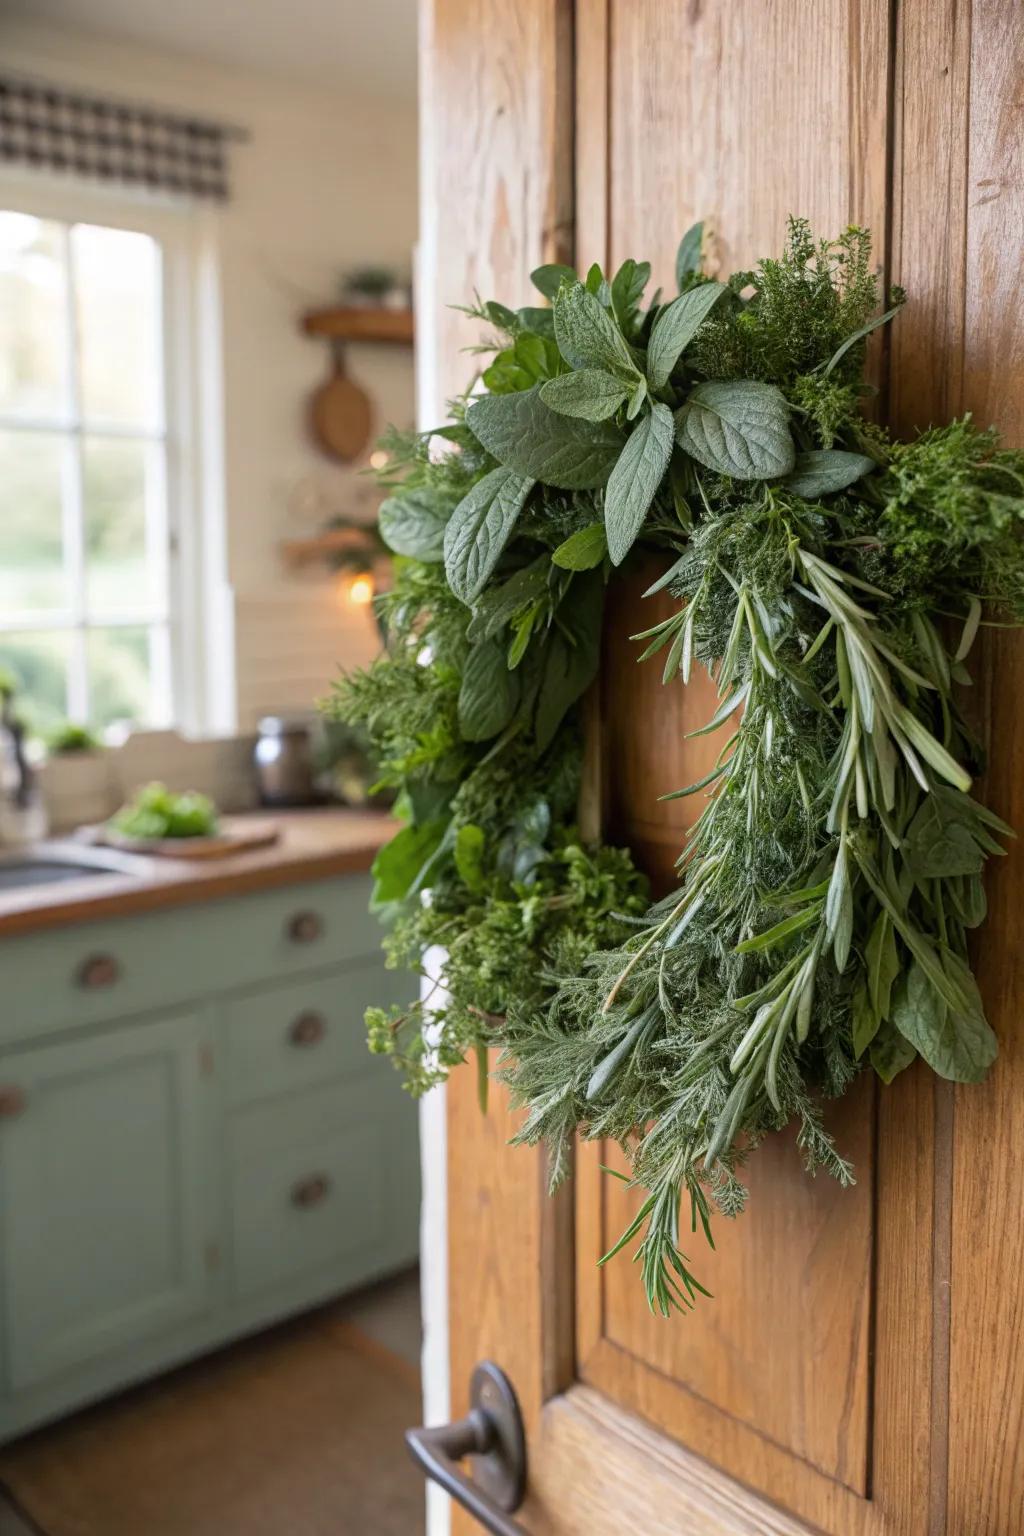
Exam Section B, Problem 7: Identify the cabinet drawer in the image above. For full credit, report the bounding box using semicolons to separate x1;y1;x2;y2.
224;962;402;1107
0;875;381;1048
228;1085;388;1300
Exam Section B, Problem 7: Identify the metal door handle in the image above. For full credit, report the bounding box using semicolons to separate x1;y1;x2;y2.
405;1361;527;1535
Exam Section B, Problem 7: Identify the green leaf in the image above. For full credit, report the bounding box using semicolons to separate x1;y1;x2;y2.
869;1019;917;1083
371;820;446;906
378;488;450;561
610;258;651;337
539;368;629;421
823;302;903;377
454;823;486;892
482;331;563;393
551;522;608;570
530;262;577;300
458;638;520;741
904;796;984;879
675;380;795;480
604;402;675;565
534;571;604;750
825;839;853;971
782;450;876;498
467;556;550;642
553;279;639;377
891;960;997;1083
675;221;704;288
466;386;626;490
443;466;535;605
646;282;726;390
865;909;900;1025
734;903;821;954
852;980;881;1059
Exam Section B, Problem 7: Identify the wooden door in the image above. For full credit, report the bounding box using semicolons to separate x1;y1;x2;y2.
420;1;1024;1531
0;1010;214;1392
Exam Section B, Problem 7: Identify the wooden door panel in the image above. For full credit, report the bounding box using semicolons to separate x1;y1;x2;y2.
425;0;1024;1531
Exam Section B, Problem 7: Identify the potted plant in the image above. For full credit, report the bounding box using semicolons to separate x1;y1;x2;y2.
39;720;115;831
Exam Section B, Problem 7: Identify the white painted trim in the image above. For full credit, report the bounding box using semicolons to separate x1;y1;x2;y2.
419;949;450;1536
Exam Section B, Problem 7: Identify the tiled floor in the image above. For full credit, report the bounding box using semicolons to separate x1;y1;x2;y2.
0;1268;422;1536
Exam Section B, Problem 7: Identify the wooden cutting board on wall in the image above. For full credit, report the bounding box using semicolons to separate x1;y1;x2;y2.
419;1;1024;1531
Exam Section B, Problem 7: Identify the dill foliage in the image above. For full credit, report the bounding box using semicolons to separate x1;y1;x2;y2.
326;219;1024;1317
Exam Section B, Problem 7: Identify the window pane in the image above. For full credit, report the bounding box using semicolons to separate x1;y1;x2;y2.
73;224;161;428
83;437;165;614
0;631;71;735
0;430;68;614
87;625;154;729
0;212;67;417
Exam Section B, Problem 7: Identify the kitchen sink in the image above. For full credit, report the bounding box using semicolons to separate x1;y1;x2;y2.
0;842;151;892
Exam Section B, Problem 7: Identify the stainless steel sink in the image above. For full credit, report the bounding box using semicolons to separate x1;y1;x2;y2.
0;842;151;892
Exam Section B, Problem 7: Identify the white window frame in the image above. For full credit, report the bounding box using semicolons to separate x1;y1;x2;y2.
0;169;232;736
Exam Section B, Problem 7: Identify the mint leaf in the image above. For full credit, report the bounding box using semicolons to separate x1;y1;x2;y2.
675;380;795;480
443;465;535;604
553;280;638;378
605;402;674;565
458;638;520;741
378;488;450;561
466;386;625;490
552;522;607;570
646;282;726;390
530;262;577;300
783;449;876;497
675;221;704;288
534;571;604;749
539;368;629;421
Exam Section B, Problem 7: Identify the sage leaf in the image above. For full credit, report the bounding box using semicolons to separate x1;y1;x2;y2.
675;380;795;480
610;258;651;337
378;487;450;561
825;839;853;971
539;368;629;421
646;282;726;390
458;638;521;742
553;279;639;377
444;466;535;605
783;450;876;498
870;1018;917;1083
604;402;674;565
551;522;607;570
467;386;625;490
467;556;549;642
534;570;603;750
530;262;577;300
891;960;997;1083
675;221;704;288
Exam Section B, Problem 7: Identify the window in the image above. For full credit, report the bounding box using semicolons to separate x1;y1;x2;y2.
0;192;198;736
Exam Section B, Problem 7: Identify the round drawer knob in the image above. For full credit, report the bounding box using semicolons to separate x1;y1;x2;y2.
289;1011;327;1048
0;1086;26;1118
287;910;323;945
291;1173;331;1209
76;953;121;990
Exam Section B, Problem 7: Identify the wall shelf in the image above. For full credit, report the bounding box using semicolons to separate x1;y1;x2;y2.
301;306;414;345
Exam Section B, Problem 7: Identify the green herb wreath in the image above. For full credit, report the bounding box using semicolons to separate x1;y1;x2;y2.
328;220;1024;1316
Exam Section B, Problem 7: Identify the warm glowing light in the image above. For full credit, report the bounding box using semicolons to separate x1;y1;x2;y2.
349;574;374;606
369;449;390;470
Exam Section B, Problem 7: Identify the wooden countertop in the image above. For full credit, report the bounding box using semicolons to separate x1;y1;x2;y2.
0;809;396;939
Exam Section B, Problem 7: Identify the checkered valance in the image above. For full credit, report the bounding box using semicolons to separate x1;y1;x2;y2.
0;75;241;201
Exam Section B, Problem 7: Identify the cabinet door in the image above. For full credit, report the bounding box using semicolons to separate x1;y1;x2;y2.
0;1011;215;1392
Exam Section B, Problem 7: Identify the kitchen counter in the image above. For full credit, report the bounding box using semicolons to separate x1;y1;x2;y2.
0;809;395;938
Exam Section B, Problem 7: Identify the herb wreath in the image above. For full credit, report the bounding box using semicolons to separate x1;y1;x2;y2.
328;220;1024;1316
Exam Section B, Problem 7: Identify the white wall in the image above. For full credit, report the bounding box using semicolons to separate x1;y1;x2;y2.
0;15;418;727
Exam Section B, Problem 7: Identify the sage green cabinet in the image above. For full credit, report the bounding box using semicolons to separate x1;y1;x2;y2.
0;873;418;1443
2;1010;215;1394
